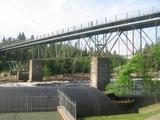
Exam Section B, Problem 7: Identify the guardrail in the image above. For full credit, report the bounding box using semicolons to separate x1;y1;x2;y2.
58;89;77;120
1;6;160;48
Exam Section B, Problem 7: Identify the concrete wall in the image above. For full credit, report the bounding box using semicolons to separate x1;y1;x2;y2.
17;71;29;81
90;57;110;90
57;106;76;120
29;60;43;82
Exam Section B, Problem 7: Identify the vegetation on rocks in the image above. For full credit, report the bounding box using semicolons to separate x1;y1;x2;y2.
106;44;160;95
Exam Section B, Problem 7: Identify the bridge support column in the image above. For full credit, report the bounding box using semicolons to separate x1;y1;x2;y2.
28;60;43;82
17;71;29;81
90;57;110;91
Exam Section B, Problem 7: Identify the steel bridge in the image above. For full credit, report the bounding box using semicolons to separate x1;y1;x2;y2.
0;6;160;57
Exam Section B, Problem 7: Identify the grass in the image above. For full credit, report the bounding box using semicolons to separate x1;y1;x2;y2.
79;114;151;120
0;112;63;120
139;103;160;114
79;103;160;120
0;104;160;120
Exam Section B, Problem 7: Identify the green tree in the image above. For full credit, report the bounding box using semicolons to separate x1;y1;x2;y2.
17;32;26;41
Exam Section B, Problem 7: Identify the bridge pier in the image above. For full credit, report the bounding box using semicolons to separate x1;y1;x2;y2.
90;57;110;91
28;60;43;82
17;71;29;81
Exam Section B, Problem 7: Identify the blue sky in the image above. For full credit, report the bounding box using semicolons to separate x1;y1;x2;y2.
0;0;159;38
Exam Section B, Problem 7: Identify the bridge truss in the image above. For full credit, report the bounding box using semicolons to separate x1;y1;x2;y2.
0;6;160;60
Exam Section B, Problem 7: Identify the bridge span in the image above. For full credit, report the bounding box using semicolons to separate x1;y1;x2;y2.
0;6;160;53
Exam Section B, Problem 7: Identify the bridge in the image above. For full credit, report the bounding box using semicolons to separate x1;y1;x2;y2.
0;6;160;84
0;6;160;119
0;6;160;57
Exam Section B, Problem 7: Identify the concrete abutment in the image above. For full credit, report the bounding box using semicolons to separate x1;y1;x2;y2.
28;60;43;82
27;57;110;85
90;57;110;90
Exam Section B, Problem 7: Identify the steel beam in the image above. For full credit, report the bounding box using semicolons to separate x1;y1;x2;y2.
156;24;158;43
132;30;135;54
1;13;160;52
140;29;143;52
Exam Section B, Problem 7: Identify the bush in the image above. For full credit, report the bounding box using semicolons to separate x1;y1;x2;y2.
43;57;91;76
106;54;142;95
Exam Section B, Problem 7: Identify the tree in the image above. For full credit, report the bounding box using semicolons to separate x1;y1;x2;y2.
106;44;160;96
2;37;5;43
158;37;160;43
17;32;26;41
31;35;35;40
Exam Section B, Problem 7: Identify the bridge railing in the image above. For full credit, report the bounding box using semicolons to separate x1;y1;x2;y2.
1;6;160;48
58;89;77;120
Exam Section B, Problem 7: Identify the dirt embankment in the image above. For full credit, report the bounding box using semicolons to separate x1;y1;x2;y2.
43;74;90;81
0;72;90;82
0;72;20;82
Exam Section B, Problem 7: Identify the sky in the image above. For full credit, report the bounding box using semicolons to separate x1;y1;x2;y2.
0;0;159;39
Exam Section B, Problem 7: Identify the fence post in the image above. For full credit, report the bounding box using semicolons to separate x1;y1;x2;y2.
75;101;77;119
31;96;32;112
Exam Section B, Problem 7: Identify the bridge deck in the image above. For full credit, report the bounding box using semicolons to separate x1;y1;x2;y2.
1;7;160;51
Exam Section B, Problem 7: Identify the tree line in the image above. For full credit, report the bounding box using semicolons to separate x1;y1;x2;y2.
0;32;127;75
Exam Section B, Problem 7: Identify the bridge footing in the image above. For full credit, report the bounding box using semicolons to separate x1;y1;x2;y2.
28;60;43;82
17;71;29;81
90;57;110;91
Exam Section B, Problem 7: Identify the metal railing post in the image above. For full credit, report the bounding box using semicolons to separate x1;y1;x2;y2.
58;89;77;120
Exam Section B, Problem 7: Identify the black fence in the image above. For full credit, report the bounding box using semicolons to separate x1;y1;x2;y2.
0;95;59;113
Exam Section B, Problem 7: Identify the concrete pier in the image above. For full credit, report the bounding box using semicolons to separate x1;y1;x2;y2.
29;60;43;82
17;71;29;81
90;57;110;90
